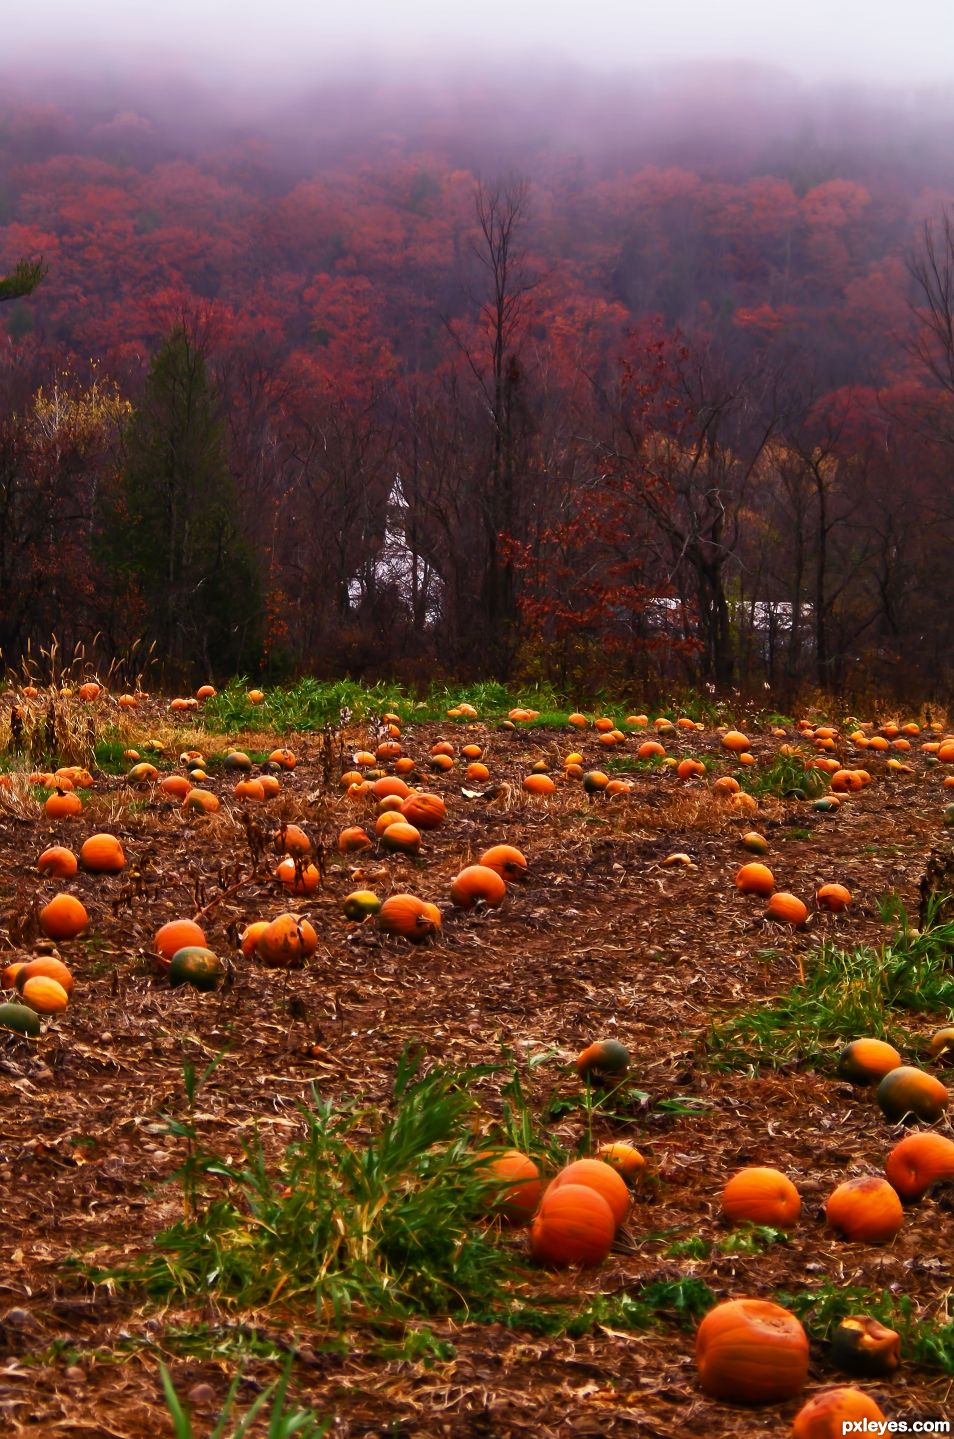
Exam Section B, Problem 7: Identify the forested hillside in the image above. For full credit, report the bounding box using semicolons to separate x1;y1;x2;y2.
2;62;954;696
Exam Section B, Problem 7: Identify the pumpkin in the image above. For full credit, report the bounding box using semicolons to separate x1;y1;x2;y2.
461;744;483;759
430;741;455;758
739;831;768;853
196;684;216;700
712;775;741;796
694;1298;809;1403
721;730;751;753
928;1026;954;1061
721;1166;801;1227
676;758;706;780
594;716;614;733
730;792;758;815
379;821;422;855
44;791;83;818
38;846;78;878
735;862;775;896
596;1142;646;1182
583;769;610;792
239;920;269;957
1;961;26;989
234;778;266;802
479;845;528;881
431;753;454;772
885;1131;954;1201
450;865;507;909
342;890;382;920
169;947;225;992
575;1038;630;1082
791;1387;886;1438
78;681;101;702
154;919;207;973
400;792;446;829
39;893;89;941
876;1065;949;1124
159;775;192;799
816;882;852;912
372;776;410;800
825;1176;904;1243
605;778;633;796
183;788;220;814
21;975;69;1013
529;1183;616;1266
836;1038;902;1085
548;1158;630;1226
466;762;490;782
256;913;318;968
637;741;666;759
268;748;296;770
766;892;809;926
476;1149;542;1224
15;956;74;996
567;712;588;728
0;1002;42;1036
377;894;442;942
522;774;555;795
338;826;372;854
275;857;320;894
223;751;252;772
831;1317;901;1378
80;833;126;874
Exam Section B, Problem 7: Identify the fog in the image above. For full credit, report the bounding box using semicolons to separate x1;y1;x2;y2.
6;0;954;90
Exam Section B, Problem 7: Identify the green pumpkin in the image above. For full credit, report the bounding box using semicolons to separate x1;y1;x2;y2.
342;890;382;920
0;1002;42;1036
169;947;225;992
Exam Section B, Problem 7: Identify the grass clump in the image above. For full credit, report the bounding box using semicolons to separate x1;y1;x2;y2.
94;1053;516;1320
708;901;954;1069
161;1356;329;1438
744;752;830;800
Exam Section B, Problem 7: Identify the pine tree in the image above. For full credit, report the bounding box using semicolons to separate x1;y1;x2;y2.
0;258;47;302
106;324;261;677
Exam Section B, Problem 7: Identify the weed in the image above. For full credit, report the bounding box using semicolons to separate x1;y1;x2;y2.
160;1356;329;1438
745;753;829;801
709;907;954;1068
93;1053;515;1320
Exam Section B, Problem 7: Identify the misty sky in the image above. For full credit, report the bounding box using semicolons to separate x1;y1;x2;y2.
8;0;954;87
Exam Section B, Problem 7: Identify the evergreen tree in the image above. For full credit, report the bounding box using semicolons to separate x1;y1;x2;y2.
0;258;47;302
106;324;261;677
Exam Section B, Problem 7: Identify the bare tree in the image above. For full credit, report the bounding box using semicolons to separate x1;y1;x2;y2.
908;212;954;405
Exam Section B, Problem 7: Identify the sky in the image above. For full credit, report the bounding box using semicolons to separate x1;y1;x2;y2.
7;0;954;88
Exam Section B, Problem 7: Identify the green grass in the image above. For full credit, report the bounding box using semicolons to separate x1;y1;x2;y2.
744;752;830;800
488;1276;717;1338
708;902;954;1069
779;1282;954;1374
88;1052;519;1320
161;1356;330;1438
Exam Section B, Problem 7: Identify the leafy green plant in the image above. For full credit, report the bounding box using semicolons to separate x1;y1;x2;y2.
779;1282;954;1375
709;906;954;1069
745;752;829;800
98;1054;516;1320
160;1357;329;1438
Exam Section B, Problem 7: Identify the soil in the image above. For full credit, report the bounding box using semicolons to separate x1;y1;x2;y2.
0;707;951;1438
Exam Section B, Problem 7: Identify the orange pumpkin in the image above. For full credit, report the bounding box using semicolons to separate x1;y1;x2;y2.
712;775;741;796
694;1298;809;1403
37;845;78;878
476;1149;542;1224
39;893;89;941
676;758;706;780
466;762;490;782
80;833;126;874
836;1038;902;1086
876;1065;949;1124
479;845;528;881
379;821;422;855
372;776;410;800
154;918;207;972
637;741;666;759
15;956;74;995
377;894;442;942
575;1038;630;1082
721;730;751;752
273;823;312;857
234;778;266;802
885;1131;954;1201
830;1317;901;1378
275;857;320;894
548;1159;630;1226
44;791;83;819
825;1175;904;1244
735;862;775;897
529;1183;616;1267
256;912;318;968
21;975;70;1013
522;773;555;795
596;1142;646;1182
792;1387;886;1438
766;891;809;926
928;1025;954;1062
338;826;372;854
182;788;220;814
159;775;192;800
721;1166;801;1227
239;920;270;958
816;882;852;912
450;865;507;909
400;792;446;829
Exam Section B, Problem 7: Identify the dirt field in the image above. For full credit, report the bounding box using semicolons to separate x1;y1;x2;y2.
0;703;951;1438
